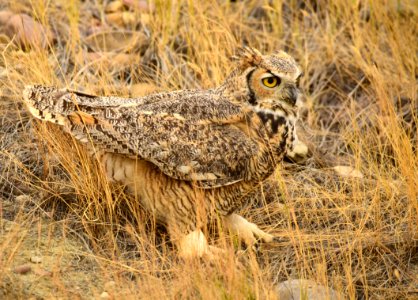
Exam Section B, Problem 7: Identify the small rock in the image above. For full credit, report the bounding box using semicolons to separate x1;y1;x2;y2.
106;12;137;27
15;194;32;203
106;12;125;27
276;279;343;300
33;267;52;276
100;291;111;299
14;264;32;274
30;256;42;264
104;280;116;292
333;165;363;179
0;10;13;25
122;11;136;26
84;30;146;52
393;268;402;282
123;0;154;12
105;0;124;13
4;13;53;49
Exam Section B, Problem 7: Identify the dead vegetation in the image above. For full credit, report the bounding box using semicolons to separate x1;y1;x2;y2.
0;0;417;299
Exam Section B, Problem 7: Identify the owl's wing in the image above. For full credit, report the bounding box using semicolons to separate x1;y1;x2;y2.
23;85;269;188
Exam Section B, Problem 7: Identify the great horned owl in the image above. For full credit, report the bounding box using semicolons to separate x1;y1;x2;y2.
23;47;307;258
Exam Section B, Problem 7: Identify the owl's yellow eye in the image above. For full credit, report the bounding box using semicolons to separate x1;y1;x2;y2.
262;76;279;88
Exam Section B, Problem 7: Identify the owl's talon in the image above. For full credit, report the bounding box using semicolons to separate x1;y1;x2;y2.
223;213;274;249
286;140;309;163
177;229;224;259
251;242;260;253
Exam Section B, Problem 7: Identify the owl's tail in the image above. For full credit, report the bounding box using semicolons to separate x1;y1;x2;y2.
23;85;70;126
23;85;131;153
23;84;103;129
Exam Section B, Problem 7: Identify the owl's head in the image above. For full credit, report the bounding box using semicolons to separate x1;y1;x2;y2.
219;47;302;110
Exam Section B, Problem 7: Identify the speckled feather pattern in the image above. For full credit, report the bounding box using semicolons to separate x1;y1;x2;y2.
23;47;302;240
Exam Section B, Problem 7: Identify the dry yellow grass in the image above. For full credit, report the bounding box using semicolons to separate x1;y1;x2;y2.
0;0;417;299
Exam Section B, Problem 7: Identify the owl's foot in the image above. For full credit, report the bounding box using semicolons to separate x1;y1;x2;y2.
286;140;309;163
177;229;223;259
223;213;274;248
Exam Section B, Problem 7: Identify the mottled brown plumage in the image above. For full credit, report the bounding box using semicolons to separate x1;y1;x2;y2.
23;47;307;258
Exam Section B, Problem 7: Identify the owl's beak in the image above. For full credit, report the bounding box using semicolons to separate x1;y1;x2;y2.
283;85;298;106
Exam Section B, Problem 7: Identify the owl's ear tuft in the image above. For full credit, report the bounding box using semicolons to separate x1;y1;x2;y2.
232;47;263;68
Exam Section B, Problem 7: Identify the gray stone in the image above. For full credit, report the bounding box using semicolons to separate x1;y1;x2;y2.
276;279;344;300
